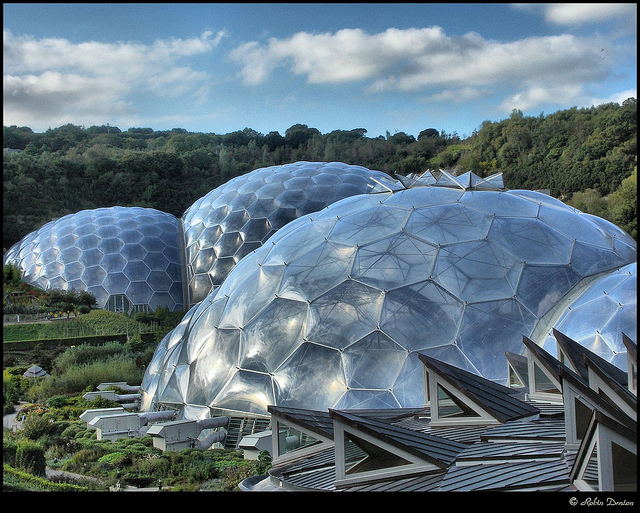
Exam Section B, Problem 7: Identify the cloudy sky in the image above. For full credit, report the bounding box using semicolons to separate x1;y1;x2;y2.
3;3;637;138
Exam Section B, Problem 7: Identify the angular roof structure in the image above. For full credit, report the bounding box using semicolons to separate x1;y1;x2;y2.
240;330;636;493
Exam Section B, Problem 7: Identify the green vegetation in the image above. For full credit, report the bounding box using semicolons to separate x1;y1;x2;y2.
3;340;271;491
4;464;88;492
3;263;268;491
4;98;636;251
3;263;97;316
3;309;156;342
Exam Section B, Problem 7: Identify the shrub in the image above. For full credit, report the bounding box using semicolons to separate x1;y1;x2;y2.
21;413;56;441
46;395;69;408
3;436;18;467
98;451;131;467
15;440;46;476
3;463;88;492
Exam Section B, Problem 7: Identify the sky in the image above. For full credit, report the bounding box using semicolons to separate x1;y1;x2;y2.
3;3;637;139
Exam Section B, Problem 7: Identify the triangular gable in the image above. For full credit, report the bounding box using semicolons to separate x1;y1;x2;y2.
267;405;334;464
522;336;579;402
583;355;636;421
553;329;628;386
434;169;466;189
418;353;539;426
505;351;529;391
476;172;505;190
621;333;637;395
570;409;637;492
330;409;465;487
559;367;636;450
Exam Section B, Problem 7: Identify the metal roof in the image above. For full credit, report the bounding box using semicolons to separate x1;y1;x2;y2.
330;409;468;467
394;413;491;444
418;353;540;423
437;459;573;491
553;329;628;386
453;441;566;465
479;419;566;443
247;338;636;493
268;405;335;439
339;469;448;492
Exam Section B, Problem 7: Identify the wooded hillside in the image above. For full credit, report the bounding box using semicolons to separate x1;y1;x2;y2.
3;98;636;250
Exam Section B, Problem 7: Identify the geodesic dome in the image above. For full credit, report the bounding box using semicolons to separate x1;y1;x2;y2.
140;174;636;417
182;161;398;305
3;207;184;313
540;262;636;370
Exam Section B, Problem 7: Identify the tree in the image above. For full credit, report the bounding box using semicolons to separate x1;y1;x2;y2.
418;128;440;140
285;124;320;148
607;167;637;240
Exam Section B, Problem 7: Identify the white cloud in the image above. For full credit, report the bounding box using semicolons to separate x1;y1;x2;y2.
589;88;637;106
231;27;613;105
499;84;588;111
499;85;637;113
541;3;636;25
3;30;224;128
421;87;488;104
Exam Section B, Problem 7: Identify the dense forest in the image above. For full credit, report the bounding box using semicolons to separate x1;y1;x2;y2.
3;97;636;251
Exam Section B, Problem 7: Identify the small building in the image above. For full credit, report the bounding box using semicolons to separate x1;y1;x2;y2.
22;365;49;378
147;417;228;452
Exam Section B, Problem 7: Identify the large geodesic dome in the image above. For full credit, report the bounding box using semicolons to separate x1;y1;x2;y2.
4;207;185;313
540;262;636;370
182;161;398;304
140;172;636;417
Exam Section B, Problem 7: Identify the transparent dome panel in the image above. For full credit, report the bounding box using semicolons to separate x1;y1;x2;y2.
380;281;464;351
407;203;492;244
211;370;275;414
343;331;407;389
273;343;346;410
306;280;385;350
434;240;523;302
239;298;308;373
351;233;437;290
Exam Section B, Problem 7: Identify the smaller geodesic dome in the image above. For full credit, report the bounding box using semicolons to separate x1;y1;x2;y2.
140;171;636;417
181;161;399;305
3;207;185;314
540;262;636;370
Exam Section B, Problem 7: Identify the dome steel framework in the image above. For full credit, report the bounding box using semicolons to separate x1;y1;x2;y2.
140;171;636;417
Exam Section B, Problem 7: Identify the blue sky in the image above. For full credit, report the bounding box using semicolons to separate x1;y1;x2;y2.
3;3;637;139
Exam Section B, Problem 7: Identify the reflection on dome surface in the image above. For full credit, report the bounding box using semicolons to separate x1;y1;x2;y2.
541;262;636;370
140;174;636;417
4;207;184;313
182;161;398;305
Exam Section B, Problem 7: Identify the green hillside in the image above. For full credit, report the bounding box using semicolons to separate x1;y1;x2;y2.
4;98;636;249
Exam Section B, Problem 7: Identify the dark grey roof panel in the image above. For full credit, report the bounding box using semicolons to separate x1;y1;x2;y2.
340;469;447;492
524;400;565;418
331;409;467;466
454;441;566;464
268;405;335;438
480;419;566;442
438;459;572;491
418;353;540;423
553;329;628;386
622;333;636;360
